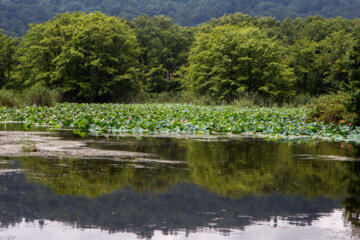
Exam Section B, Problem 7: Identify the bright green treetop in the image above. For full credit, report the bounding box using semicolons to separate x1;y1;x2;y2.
18;12;141;102
185;25;294;102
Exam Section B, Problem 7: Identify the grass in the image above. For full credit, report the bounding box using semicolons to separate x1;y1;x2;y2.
0;86;61;107
20;139;38;152
0;103;359;142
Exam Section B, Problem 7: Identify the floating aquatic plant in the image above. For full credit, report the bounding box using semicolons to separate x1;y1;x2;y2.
0;103;359;143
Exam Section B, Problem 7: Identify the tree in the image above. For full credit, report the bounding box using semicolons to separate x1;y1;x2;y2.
185;25;294;103
345;40;360;124
0;30;16;88
132;15;194;94
17;12;141;102
289;39;323;95
319;31;354;91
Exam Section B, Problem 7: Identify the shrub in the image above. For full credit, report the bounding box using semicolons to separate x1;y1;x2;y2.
178;91;219;105
345;89;360;125
307;93;356;124
288;93;316;107
0;86;61;107
22;85;61;107
232;92;278;107
0;89;19;107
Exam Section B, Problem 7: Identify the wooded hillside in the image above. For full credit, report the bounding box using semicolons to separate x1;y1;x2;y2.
2;0;360;35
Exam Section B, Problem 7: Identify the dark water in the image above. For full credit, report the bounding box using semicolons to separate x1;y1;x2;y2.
0;125;359;239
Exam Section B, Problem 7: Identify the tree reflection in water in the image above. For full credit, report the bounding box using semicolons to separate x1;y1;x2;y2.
0;136;358;238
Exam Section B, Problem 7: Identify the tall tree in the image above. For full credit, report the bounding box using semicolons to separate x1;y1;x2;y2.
289;39;323;95
185;25;294;102
319;31;355;91
0;31;16;88
17;12;141;102
132;15;194;94
345;40;360;124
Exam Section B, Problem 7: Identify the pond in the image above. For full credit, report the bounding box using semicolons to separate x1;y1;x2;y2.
0;124;359;239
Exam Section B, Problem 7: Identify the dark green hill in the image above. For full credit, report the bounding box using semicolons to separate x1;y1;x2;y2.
2;0;360;35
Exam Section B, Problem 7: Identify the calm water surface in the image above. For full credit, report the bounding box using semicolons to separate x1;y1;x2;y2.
0;124;359;239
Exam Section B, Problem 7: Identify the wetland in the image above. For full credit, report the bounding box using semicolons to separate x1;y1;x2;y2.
0;123;358;239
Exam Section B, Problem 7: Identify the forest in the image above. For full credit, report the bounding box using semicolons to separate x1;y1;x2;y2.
0;11;360;125
2;0;360;36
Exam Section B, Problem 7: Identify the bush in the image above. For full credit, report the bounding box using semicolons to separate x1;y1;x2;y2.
22;85;61;107
287;93;316;107
0;86;61;107
178;92;219;105
345;89;360;125
307;93;356;124
0;89;20;107
232;92;278;107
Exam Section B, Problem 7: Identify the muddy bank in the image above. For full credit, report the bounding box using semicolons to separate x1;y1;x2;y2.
0;131;153;160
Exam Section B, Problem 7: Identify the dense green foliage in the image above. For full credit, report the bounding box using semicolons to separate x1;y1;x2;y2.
307;93;356;124
0;31;16;89
2;0;360;36
185;25;293;102
346;41;360;125
1;12;360;124
0;86;60;107
132;15;193;94
0;103;359;142
17;12;140;102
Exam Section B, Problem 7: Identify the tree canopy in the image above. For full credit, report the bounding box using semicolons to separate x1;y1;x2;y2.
0;31;16;89
1;12;360;123
132;15;193;94
17;12;141;102
2;0;360;36
185;25;294;102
